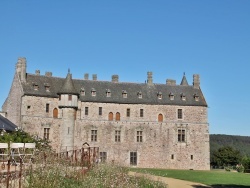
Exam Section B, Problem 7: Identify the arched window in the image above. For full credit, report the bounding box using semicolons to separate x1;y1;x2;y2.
116;112;120;121
158;114;163;122
108;112;113;121
53;108;58;118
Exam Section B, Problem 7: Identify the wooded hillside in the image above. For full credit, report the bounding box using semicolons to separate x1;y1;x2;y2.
210;134;250;156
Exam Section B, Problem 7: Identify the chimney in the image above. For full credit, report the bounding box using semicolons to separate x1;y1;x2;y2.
112;75;119;83
193;74;200;89
166;79;176;86
45;72;52;77
84;73;89;80
16;57;27;82
35;70;40;75
92;74;97;81
147;72;153;85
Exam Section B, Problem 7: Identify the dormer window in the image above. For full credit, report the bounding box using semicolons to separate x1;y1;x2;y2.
157;92;162;99
91;88;96;96
181;93;186;101
169;92;174;100
137;91;142;99
32;82;39;90
80;87;85;96
44;83;50;92
106;89;111;97
194;94;199;101
122;90;127;98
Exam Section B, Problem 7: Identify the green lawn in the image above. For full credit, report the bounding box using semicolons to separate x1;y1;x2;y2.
130;168;250;187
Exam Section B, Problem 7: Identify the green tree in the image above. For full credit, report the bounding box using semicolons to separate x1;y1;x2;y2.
211;146;242;167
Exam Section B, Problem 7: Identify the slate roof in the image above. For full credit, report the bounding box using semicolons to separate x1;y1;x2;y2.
0;115;18;132
21;73;207;107
58;72;78;95
180;74;189;86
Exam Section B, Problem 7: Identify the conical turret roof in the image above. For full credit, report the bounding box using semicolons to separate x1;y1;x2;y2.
180;73;189;86
58;70;79;95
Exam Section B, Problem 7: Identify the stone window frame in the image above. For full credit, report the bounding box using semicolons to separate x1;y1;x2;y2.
32;82;39;90
140;109;144;117
130;152;137;166
99;107;102;116
80;87;85;96
157;92;162;99
169;92;174;100
137;91;142;99
46;103;50;113
100;152;107;162
91;130;97;142
106;89;111;97
126;108;130;117
136;130;143;142
122;90;127;98
44;83;50;92
85;107;89;116
180;93;186;101
177;109;183;119
115;130;121;142
44;128;50;140
194;93;199;101
91;88;96;96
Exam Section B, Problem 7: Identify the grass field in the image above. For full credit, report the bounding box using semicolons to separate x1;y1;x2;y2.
130;168;250;187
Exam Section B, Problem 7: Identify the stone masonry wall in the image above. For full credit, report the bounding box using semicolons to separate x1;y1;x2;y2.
20;96;209;170
2;73;23;126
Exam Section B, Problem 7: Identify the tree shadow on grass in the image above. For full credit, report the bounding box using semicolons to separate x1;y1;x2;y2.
192;185;250;188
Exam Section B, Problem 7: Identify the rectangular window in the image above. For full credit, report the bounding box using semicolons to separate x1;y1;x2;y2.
68;95;72;101
46;103;49;113
85;107;89;115
127;108;130;117
137;131;143;142
171;154;174;160
115;130;121;142
99;107;102;116
100;152;107;162
178;129;186;142
130;152;137;166
191;155;193;160
140;109;143;117
44;128;50;140
91;130;97;142
178;109;183;119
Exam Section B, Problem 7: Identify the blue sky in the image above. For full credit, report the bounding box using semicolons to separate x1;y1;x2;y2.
0;1;250;136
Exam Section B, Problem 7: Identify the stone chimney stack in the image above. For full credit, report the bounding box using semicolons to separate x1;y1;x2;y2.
147;72;153;85
193;74;200;89
35;70;40;75
112;75;119;83
16;57;27;82
92;74;97;81
45;72;52;77
84;73;89;80
166;79;176;86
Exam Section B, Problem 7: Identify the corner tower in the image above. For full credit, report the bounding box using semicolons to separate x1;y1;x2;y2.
58;70;79;151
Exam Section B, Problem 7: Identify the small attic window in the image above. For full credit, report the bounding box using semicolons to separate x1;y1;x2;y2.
32;82;39;90
169;92;174;100
181;93;186;101
106;89;111;97
157;92;162;99
80;87;85;96
122;90;127;98
44;83;50;92
194;94;199;101
91;88;96;96
137;91;142;99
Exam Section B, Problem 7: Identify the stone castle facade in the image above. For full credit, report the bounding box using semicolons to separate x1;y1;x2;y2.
2;57;210;170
